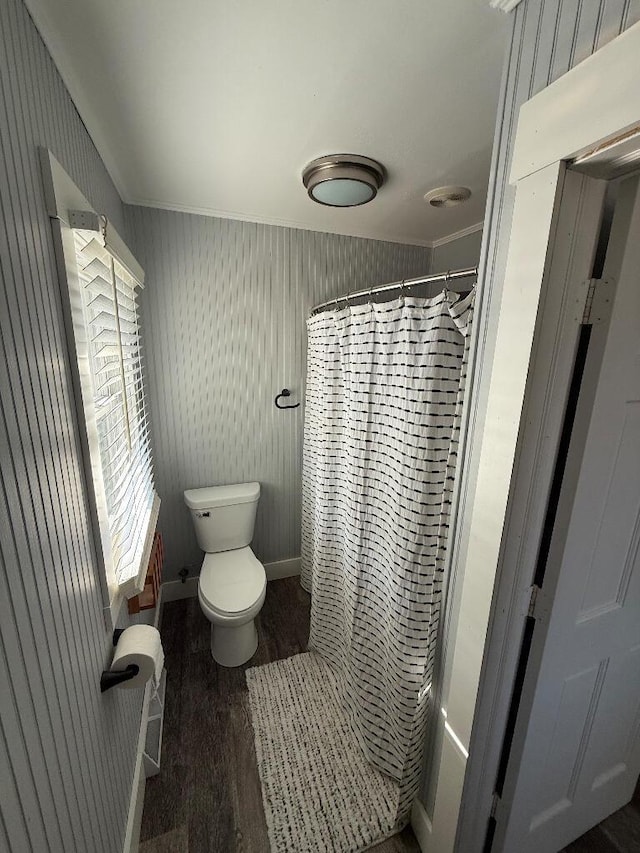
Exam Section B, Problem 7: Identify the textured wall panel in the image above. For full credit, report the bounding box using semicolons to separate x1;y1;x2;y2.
430;230;483;274
421;0;640;813
125;206;432;579
475;0;640;398
0;2;141;851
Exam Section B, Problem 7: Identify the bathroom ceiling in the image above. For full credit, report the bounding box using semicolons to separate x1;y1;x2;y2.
26;0;508;247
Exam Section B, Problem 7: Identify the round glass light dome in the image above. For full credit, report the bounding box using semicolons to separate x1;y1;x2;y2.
302;155;385;208
311;178;376;206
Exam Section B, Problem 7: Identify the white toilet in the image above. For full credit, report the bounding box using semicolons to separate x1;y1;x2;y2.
184;482;266;667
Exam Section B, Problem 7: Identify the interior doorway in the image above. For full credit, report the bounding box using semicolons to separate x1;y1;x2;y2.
487;172;640;852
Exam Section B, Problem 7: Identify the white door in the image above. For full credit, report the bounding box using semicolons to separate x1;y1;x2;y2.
494;174;640;853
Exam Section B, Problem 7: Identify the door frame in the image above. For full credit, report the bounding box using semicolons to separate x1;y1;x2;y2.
420;20;640;853
492;172;640;851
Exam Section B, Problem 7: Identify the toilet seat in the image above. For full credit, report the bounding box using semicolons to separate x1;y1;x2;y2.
199;547;266;615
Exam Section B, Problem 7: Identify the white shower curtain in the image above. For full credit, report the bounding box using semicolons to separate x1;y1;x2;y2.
301;289;474;818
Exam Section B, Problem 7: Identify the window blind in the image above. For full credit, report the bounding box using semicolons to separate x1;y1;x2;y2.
72;228;158;594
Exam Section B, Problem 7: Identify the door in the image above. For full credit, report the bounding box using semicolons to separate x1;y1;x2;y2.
494;174;640;853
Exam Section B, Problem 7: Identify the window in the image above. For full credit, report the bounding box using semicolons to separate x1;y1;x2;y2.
42;148;160;617
70;228;159;597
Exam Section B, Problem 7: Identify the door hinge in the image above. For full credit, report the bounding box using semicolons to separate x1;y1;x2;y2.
527;583;550;622
580;278;611;325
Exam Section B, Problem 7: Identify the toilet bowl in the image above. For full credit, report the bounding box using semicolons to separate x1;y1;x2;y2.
184;482;266;667
198;547;266;667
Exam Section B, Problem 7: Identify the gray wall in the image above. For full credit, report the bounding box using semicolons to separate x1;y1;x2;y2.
430;229;483;274
429;0;640;817
125;206;432;580
0;1;142;851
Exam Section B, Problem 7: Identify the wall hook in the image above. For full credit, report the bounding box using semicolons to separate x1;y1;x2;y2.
275;388;300;409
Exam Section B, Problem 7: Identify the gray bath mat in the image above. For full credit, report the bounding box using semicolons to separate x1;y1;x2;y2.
246;651;398;852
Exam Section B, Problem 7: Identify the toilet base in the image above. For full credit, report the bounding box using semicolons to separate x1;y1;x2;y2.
210;620;258;667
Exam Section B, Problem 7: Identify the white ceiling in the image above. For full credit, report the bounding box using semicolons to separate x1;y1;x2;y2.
27;0;508;247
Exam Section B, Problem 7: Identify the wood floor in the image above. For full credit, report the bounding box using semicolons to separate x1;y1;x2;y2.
139;577;420;853
140;577;639;853
561;780;640;853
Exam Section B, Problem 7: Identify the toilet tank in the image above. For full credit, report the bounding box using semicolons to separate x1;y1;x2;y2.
184;482;260;553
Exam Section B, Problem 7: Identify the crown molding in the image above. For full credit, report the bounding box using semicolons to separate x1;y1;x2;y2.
130;198;485;251
490;0;524;11
127;197;437;249
131;198;484;252
430;221;484;249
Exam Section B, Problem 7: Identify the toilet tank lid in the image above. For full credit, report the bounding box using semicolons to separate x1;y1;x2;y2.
184;482;260;510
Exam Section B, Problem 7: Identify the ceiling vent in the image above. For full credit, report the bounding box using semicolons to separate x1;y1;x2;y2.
424;186;472;208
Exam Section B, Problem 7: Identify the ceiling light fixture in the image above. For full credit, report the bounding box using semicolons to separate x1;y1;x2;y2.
424;186;472;208
303;154;385;207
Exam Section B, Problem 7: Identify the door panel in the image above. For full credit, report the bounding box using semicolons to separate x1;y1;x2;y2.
496;175;640;852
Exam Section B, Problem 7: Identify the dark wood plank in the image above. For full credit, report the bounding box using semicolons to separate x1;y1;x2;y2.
598;799;640;853
142;580;640;853
141;578;317;853
139;825;189;853
139;580;479;853
369;826;421;852
561;795;640;853
228;691;270;853
562;825;616;853
182;648;235;853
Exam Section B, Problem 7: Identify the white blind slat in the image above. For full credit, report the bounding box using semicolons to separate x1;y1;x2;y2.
90;312;137;335
87;293;116;314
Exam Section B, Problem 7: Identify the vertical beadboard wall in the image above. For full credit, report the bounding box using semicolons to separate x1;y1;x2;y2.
470;0;640;435
0;2;142;851
419;0;640;814
430;229;483;274
125;206;432;579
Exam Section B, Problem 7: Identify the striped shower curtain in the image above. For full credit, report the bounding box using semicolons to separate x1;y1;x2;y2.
301;289;474;818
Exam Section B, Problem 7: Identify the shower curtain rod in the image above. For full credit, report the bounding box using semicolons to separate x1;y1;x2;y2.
310;265;478;315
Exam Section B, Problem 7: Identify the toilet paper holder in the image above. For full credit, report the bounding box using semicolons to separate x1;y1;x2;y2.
100;629;140;693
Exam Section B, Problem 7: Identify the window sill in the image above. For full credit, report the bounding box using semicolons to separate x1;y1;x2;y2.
107;493;161;629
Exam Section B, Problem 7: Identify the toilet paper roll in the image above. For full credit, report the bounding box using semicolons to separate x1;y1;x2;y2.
110;625;164;690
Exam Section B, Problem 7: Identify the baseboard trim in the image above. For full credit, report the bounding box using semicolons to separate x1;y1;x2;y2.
160;557;300;600
161;576;199;602
264;557;301;581
410;799;433;852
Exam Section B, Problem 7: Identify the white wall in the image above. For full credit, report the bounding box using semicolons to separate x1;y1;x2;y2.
0;1;144;850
